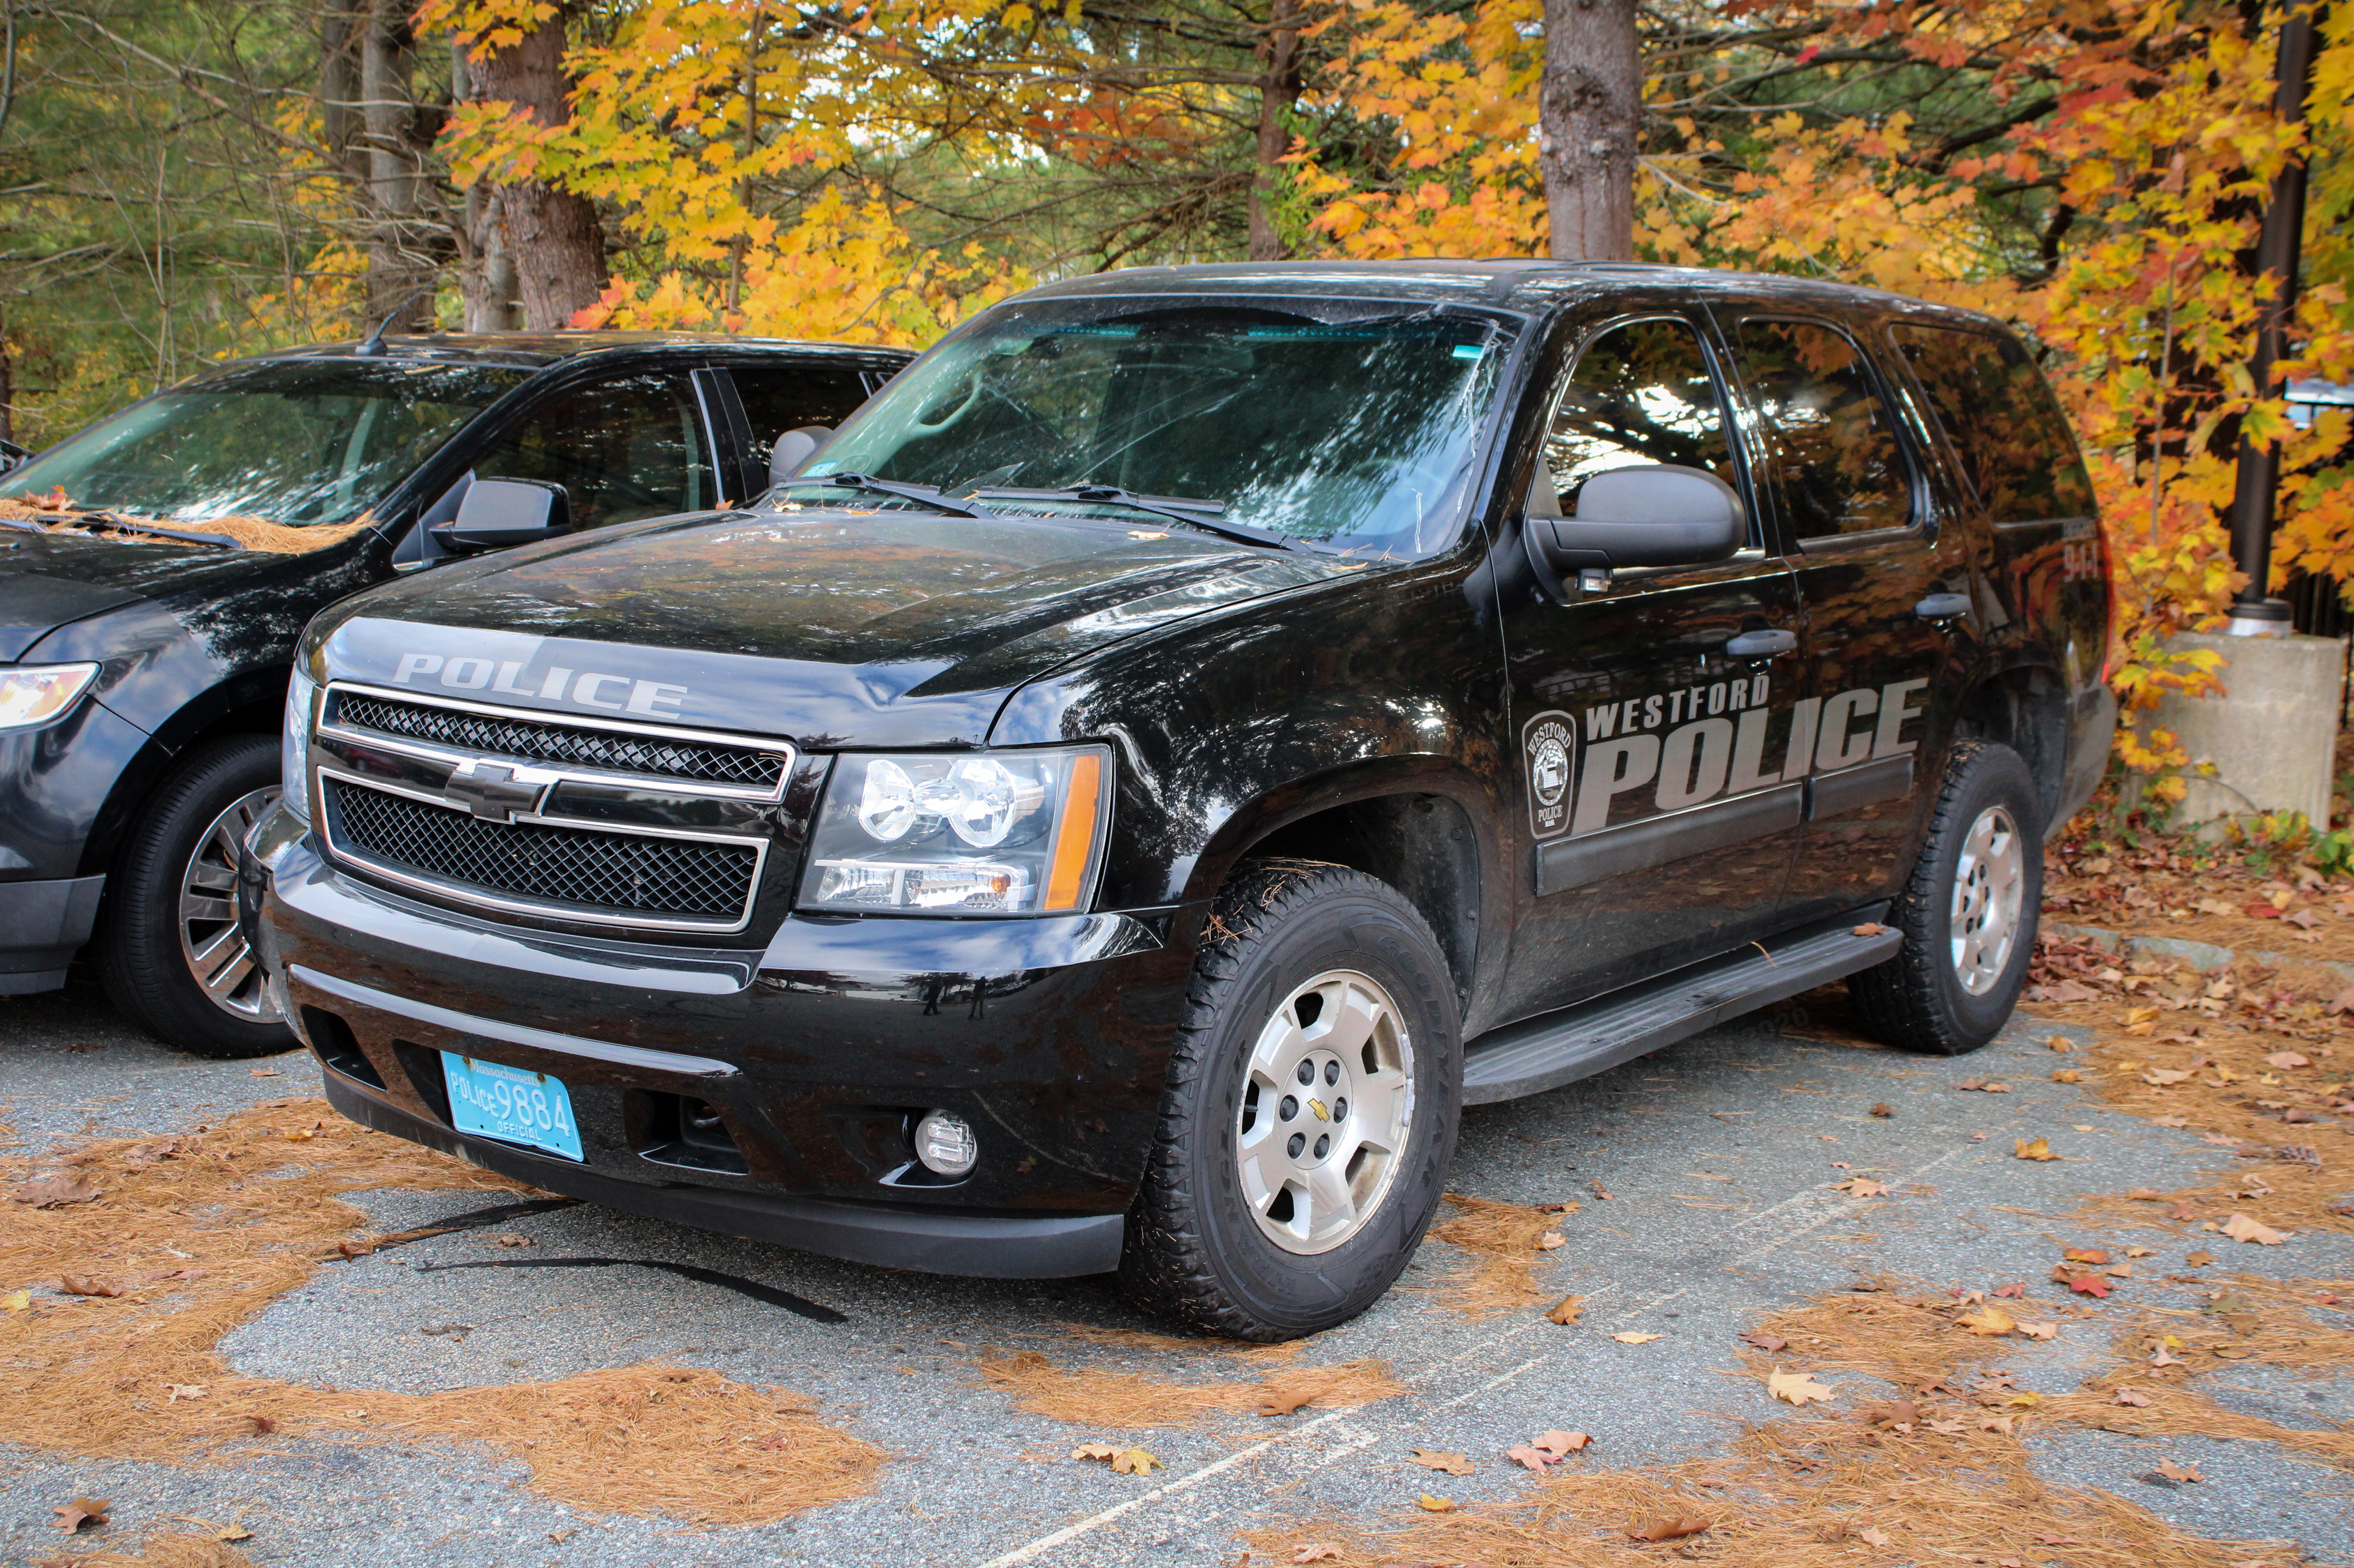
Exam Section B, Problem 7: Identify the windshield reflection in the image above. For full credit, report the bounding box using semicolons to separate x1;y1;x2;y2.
802;303;1508;558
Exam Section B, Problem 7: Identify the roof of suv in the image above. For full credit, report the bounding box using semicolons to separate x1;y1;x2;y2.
240;330;912;372
1018;259;2011;333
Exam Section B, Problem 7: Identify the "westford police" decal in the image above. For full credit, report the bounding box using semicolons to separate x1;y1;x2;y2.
1526;674;1927;842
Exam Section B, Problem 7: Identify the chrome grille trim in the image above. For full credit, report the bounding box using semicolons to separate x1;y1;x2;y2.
317;768;768;934
320;682;794;803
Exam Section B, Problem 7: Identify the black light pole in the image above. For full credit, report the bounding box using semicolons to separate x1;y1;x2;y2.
2225;0;2326;636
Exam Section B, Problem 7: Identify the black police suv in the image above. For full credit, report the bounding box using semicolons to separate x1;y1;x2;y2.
250;262;2116;1338
1;331;909;1057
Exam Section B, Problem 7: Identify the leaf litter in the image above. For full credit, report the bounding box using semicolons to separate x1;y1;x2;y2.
1422;1191;1579;1316
975;1347;1401;1429
0;1097;884;1524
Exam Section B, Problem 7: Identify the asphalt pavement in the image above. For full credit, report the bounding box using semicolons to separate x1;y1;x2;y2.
2;971;2345;1567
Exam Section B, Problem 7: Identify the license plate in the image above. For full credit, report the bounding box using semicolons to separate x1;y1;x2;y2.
440;1053;584;1161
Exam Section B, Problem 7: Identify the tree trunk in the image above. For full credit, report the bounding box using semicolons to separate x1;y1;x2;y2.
459;183;521;331
1248;0;1305;260
468;6;607;330
359;0;434;330
1537;0;1638;260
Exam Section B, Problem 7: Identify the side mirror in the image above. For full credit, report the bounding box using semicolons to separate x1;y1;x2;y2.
432;477;573;552
0;439;27;477
771;425;836;486
1530;464;1745;573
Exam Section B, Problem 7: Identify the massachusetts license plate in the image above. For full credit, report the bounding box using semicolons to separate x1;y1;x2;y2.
440;1053;584;1161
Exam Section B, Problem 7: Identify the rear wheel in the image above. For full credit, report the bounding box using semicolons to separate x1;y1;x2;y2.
1849;739;2041;1055
1120;861;1460;1340
95;735;294;1059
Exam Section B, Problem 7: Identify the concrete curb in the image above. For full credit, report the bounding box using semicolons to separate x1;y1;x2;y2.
2043;918;2354;988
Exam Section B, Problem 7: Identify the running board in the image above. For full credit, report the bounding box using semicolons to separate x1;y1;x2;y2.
1461;915;1901;1105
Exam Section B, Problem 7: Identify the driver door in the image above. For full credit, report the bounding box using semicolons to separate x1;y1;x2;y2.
1497;313;1807;1022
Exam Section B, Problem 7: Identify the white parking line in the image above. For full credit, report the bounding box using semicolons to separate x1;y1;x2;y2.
974;1142;1965;1567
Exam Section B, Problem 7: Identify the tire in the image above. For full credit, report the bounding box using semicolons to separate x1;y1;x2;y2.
1120;860;1461;1340
95;734;294;1059
1849;739;2042;1055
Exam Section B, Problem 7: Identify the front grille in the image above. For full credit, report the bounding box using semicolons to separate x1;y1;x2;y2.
333;692;787;790
328;780;759;923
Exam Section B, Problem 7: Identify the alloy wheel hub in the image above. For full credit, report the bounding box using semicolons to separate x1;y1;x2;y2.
1949;803;2023;997
179;786;282;1023
1234;969;1415;1255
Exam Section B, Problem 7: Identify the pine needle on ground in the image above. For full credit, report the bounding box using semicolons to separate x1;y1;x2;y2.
32;1533;257;1568
975;1347;1400;1428
1422;1192;1568;1317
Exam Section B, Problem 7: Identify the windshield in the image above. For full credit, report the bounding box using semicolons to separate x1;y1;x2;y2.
801;300;1510;557
6;359;529;527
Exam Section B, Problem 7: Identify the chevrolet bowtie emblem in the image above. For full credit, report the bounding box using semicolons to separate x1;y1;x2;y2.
1307;1097;1330;1122
443;761;544;824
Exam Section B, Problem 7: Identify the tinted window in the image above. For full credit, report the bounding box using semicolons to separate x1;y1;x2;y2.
474;373;716;531
729;365;879;454
1733;319;1912;539
5;360;526;527
805;303;1507;558
1541;317;1734;517
1891;325;2094;522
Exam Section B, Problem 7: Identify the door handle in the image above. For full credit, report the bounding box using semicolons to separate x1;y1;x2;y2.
1915;593;1974;621
1724;629;1798;658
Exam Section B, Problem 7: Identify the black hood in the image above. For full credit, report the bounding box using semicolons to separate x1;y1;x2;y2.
0;531;366;663
313;509;1370;748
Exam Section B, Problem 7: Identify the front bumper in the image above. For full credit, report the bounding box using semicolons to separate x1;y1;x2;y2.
252;816;1198;1280
0;873;105;992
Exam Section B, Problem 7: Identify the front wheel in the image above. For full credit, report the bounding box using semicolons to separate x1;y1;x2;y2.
95;734;295;1059
1120;861;1461;1340
1849;739;2042;1055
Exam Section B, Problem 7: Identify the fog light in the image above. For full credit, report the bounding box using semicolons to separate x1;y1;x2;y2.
914;1110;978;1177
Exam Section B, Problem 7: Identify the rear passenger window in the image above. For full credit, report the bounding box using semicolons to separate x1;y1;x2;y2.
729;366;879;453
1541;317;1734;516
1891;325;2095;523
475;373;715;532
1732;319;1912;539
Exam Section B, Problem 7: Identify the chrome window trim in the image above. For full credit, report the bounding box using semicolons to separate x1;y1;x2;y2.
320;680;795;803
316;766;768;935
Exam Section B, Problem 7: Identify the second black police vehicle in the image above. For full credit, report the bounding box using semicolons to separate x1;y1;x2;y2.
0;330;906;1056
249;261;2115;1338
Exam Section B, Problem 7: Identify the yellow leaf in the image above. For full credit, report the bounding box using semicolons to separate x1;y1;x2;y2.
2014;1138;2059;1161
0;1289;28;1312
1956;1306;2015;1336
1767;1367;1835;1406
1611;1331;1664;1344
1417;1493;1457;1512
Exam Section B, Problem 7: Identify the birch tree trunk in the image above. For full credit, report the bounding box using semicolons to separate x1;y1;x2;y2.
1537;0;1638;261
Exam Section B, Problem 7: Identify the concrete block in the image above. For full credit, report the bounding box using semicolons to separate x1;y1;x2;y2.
2140;630;2345;827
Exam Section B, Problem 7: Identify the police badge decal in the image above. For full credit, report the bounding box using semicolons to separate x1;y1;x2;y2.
1523;710;1576;841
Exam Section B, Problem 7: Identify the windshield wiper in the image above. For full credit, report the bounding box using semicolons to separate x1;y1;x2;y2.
987;484;1311;553
775;473;996;519
24;509;244;550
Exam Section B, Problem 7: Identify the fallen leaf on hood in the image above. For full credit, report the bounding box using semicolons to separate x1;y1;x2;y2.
1612;1331;1664;1344
2220;1213;2288;1246
58;1275;121;1299
51;1497;109;1533
11;1175;101;1208
2266;1051;2311;1069
1857;1525;1891;1547
1768;1367;1836;1406
2063;1247;2109;1265
2114;1388;2152;1407
1417;1494;1456;1513
1546;1293;1584;1326
1409;1448;1473;1475
1071;1443;1160;1474
1293;1547;1342;1564
2014;1138;2058;1162
1834;1177;1890;1197
2156;1458;2202;1483
1626;1516;1711;1542
1;1289;29;1312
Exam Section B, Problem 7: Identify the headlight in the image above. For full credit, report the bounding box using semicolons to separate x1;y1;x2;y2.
281;667;317;824
0;662;98;730
799;746;1110;916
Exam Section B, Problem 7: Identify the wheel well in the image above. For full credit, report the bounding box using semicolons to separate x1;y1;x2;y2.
1954;667;2067;829
78;686;286;880
1241;792;1480;1003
